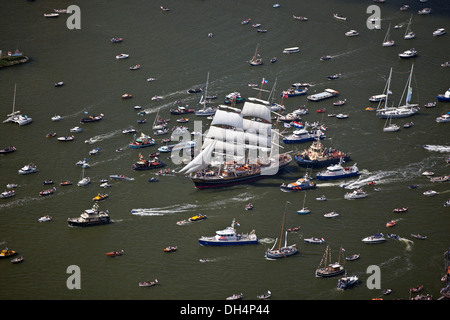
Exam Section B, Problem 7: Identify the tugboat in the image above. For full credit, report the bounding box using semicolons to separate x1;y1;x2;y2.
67;203;111;227
132;154;166;170
280;173;316;192
295;140;350;168
198;219;258;246
129;133;156;149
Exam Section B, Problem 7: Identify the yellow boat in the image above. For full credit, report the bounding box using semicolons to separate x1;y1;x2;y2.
188;214;207;222
0;248;17;259
92;193;109;201
365;107;375;111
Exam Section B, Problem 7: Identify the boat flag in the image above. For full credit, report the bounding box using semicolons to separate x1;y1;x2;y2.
283;92;289;99
341;248;346;252
236;222;240;226
284;122;290;128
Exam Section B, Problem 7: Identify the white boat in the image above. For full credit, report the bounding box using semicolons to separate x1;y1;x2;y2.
337;275;359;290
89;147;100;155
1;190;15;199
344;189;367;199
324;211;339;218
383;119;400;132
3;84;32;126
297;192;311;214
345;30;359;37
57;135;74;141
282;129;324;144
198;219;258;246
398;48;417;59
404;15;415;39
18;163;38;175
51;115;63;121
70;126;82;133
362;233;386;244
433;28;446;36
195;73;217;117
316;159;360;180
382;23;395;47
283;47;300;54
307;89;339;101
77;168;90;187
44;13;59;18
304;237;325;244
423;190;438;196
418;8;431;15
336;113;348;119
38;215;52;222
436;114;450;123
116;53;129;59
316;195;327;201
333;13;347;21
249;43;263;66
369;94;387;102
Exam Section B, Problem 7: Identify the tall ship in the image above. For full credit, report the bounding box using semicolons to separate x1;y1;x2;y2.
294;139;350;168
179;100;292;189
67;203;111;227
198;219;258;246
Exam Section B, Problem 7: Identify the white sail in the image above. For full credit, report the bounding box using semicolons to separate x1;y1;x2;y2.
179;140;216;174
211;109;243;128
241;101;272;122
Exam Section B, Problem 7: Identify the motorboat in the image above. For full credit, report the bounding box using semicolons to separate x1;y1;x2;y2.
282;129;324;144
226;293;243;300
433;28;446;36
418;8;431;15
80;114;103;123
344;189;367;199
89;147;100;155
122;93;132;99
138;279;158;287
110;37;123;43
198;219;258;246
60;180;72;186
39;187;56;196
333;13;347;21
257;290;271;300
369;94;386;102
345;30;359;37
18;163;38;175
132;155;165;171
106;250;124;257
362;233;386;244
336;113;349;119
304;237;325;244
321;55;332;61
245;203;254;210
67;203;111;227
70;126;82;133
293;15;308;21
437;89;450;102
129;133;155;149
170;106;195;115
51;115;63;121
316;159;359;180
393;207;408;213
345;253;360;261
92;193;108;201
38;215;52;222
423;190;438;196
436;114;450;123
281;87;308;97
11;256;24;264
122;127;136;134
307;89;339;102
316;195;327;201
386;220;396;227
1;190;15;199
57;135;74;141
328;73;341;80
163;246;177;252
283;47;300;54
324;211;339;218
188;214;207;222
129;64;141;70
109;174;134;181
333;99;346;106
116;53;129;59
0;248;17;259
398;48;417;59
338;275;359;290
280;173;316;192
0;146;16;154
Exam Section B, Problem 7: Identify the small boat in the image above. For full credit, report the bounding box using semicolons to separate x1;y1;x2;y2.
109;174;134;181
110;37;123;43
257;290;271;300
422;171;434;176
336;113;349;119
60;180;72;186
92;193;108;201
400;5;410;11
333;13;347;21
362;233;386;244
43;180;54;185
176;117;189;123
0;146;16;154
345;30;359;37
38;215;52;222
116;53;129;59
80;114;103;123
423;190;438;196
129;64;141;70
57;135;74;142
369;94;387;102
304;237;325;244
1;190;15;199
226;293;243;300
316;195;327;201
70;126;82;133
270;57;277;63
283;47;300;54
324;211;339;218
293;15;308;21
387;233;400;241
188;214;207;222
345;253;360;261
249;44;263;66
187;88;202;94
436;114;450;123
393;207;408;213
386;220;396;227
403;121;414;128
282;129;324;144
245;203;254;210
0;248;17;259
44;13;59;18
11;256;24;264
170;106;195;115
6;184;18;189
163;246;177;252
398;48;417;59
337;275;359;290
297;192;310;214
148;178;159;183
160;6;170;11
54;81;64;87
321;55;332;61
139;279;158;287
418;8;431;15
328;73;341;80
241;18;251;25
424;102;436;108
106;250;124;257
40;187;56;196
344;189;367;200
18;163;38;175
433;28;446;36
89;147;100;155
280;173;316;192
122;93;132;99
383;289;393;295
51;114;62;121
411;234;428;240
410;285;424;293
333;99;346;106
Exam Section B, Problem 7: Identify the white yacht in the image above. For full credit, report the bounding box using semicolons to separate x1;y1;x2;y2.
345;30;359;37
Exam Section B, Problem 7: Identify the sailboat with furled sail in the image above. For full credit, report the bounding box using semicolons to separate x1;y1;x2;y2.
179;99;292;189
195;72;217;117
315;245;345;277
382;23;395;47
249;43;263;66
404;15;415;39
265;201;298;259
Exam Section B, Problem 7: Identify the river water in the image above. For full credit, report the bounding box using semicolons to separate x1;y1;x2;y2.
0;0;449;301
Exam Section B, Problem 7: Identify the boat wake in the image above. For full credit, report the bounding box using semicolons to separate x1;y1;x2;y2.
85;129;121;144
130;203;199;216
423;145;450;153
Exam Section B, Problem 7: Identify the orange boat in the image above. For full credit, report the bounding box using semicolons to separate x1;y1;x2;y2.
106;250;124;257
163;246;177;252
386;220;396;227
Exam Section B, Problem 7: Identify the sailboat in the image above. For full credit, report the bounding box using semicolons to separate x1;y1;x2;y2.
404;15;415;39
297;192;311;214
315;245;345;277
195;72;217;117
77;167;91;186
179;97;292;189
382;23;395;47
3;84;32;126
377;64;418;119
265;202;298;259
383;113;400;132
248;44;263;66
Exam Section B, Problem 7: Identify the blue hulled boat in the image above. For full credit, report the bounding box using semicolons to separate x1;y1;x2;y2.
437;88;450;102
282;129;325;144
280;173;316;192
198;219;258;246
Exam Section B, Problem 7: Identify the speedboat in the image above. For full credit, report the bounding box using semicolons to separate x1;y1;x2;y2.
437;89;450;102
333;13;347;21
1;190;15;199
324;211;339;218
0;146;16;154
38;215;52;222
198;219;258;246
39;187;56;196
344;189;367;199
92;193;108;201
18;163;38;175
423;190;438;196
320;55;332;61
77;177;91;187
433;28;446;36
345;30;359;37
418;8;431;15
436;114;450;123
57;135;74;141
362;233;386;244
304;237;325;244
110;37;123;43
188;214;207;222
316;195;327;201
338;275;359;290
138;279;158;287
70;126;82;133
316;159;359;180
0;248;17;259
116;53;129;59
51;115;63;121
398;48;417;59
